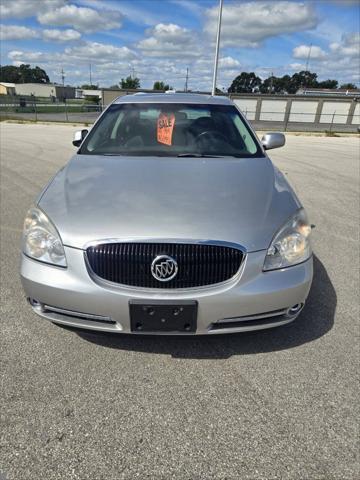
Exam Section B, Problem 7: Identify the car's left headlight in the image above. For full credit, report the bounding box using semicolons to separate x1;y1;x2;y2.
263;209;312;271
22;207;67;267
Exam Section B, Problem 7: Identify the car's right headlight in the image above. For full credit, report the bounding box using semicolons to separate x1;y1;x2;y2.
22;207;67;267
263;208;312;271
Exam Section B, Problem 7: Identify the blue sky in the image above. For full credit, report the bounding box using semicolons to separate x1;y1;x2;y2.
0;0;359;90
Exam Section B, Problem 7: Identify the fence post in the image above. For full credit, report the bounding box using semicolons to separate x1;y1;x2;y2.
34;98;37;122
314;99;324;131
329;111;336;133
64;99;68;122
284;99;292;132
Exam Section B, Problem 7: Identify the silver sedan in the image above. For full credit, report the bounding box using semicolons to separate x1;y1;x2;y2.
20;93;313;334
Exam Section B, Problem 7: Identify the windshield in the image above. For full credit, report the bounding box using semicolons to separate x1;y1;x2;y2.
79;102;263;158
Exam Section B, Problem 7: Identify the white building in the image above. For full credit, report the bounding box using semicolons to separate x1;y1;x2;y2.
75;89;102;99
0;82;16;95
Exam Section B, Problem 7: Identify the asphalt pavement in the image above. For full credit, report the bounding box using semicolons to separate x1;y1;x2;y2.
0;123;359;480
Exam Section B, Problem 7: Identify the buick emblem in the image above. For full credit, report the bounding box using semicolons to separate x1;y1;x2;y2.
151;255;178;282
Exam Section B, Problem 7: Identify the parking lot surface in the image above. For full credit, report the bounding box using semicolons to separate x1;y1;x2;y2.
1;123;359;480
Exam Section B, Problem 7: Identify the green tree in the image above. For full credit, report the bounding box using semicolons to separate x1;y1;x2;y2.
31;66;50;83
0;65;19;83
0;64;50;83
120;76;140;89
288;70;318;93
228;72;262;93
153;81;170;90
317;79;338;89
84;95;100;104
81;84;98;89
340;83;357;90
259;75;292;94
109;84;120;89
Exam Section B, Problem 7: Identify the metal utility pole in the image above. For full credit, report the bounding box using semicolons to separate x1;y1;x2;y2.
304;43;312;94
211;0;223;96
185;67;189;92
89;63;92;85
61;68;65;87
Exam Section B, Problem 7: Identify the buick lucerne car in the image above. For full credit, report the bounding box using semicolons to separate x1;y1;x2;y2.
20;93;313;334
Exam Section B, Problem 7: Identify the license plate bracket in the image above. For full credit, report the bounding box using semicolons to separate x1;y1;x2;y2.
129;300;198;333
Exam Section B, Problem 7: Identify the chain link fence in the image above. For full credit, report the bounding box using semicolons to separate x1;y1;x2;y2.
1;93;359;133
0;95;102;124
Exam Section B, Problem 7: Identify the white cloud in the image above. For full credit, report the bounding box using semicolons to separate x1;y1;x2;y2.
63;41;136;64
204;1;318;47
0;24;81;43
330;33;360;58
291;33;360;84
137;23;201;58
0;0;64;19
77;0;170;26
219;57;241;68
0;24;38;40
38;4;122;33
293;45;327;60
289;63;305;71
8;50;45;62
7;41;136;71
42;29;81;42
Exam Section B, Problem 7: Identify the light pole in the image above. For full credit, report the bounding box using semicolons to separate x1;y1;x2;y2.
211;0;223;96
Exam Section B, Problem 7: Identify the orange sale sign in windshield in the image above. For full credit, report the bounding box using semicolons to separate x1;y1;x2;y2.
157;113;175;146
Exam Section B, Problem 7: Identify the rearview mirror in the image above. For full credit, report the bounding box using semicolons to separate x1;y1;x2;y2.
73;129;88;147
261;132;285;150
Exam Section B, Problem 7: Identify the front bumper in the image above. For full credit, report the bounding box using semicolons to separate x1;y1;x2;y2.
20;247;313;334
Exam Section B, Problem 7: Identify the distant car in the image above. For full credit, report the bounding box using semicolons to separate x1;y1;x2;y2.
20;93;313;334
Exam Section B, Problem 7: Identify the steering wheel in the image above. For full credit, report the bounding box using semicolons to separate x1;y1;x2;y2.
195;130;228;146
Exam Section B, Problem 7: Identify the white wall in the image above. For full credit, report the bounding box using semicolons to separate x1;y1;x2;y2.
82;89;102;98
15;83;55;97
352;103;360;125
289;101;318;123
320;101;350;124
233;99;257;120
260;100;287;121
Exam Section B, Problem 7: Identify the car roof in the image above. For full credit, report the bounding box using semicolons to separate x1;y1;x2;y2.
113;93;233;106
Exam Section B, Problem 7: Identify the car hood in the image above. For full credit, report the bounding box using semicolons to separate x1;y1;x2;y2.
38;154;301;252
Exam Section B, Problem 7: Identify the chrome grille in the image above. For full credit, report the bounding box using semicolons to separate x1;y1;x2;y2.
86;242;244;289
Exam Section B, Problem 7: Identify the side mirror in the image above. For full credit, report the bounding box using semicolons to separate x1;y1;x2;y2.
261;132;285;150
73;129;88;147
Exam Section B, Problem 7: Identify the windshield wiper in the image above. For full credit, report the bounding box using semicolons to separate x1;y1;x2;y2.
102;153;126;156
177;153;223;158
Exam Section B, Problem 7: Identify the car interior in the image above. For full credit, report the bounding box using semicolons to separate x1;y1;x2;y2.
82;104;260;156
